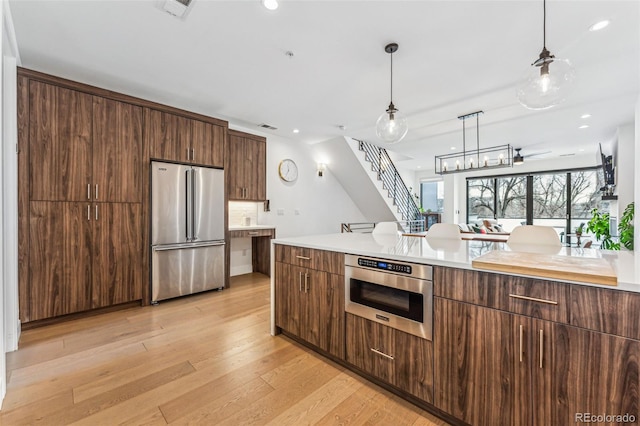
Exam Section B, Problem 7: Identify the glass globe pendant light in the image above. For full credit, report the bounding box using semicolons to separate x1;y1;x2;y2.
376;43;408;144
516;0;575;110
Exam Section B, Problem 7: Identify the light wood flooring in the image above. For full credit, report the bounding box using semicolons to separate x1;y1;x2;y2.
1;273;449;425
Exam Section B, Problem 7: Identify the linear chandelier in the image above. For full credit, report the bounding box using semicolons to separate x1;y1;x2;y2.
434;111;513;175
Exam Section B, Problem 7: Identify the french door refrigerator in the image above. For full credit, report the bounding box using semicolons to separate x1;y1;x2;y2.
151;161;225;303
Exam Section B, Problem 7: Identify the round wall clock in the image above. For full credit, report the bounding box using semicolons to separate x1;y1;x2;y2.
278;159;298;182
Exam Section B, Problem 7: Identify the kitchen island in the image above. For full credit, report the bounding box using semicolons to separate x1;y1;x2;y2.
270;233;640;426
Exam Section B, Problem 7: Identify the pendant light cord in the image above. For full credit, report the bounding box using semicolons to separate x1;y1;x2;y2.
543;0;547;49
390;51;394;103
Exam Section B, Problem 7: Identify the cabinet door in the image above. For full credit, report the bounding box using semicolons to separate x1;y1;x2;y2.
394;330;434;403
245;138;266;201
434;298;527;425
303;269;325;348
146;109;191;163
29;81;92;201
28;202;92;321
93;97;143;203
534;320;640;426
227;134;247;199
64;203;93;315
92;203;142;308
346;313;395;383
274;262;303;336
29;202;66;321
192;120;224;167
317;273;345;359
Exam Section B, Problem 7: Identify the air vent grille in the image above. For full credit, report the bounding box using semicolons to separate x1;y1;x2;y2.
259;123;278;130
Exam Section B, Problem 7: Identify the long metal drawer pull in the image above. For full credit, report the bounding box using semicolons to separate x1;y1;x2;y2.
296;255;311;260
370;347;394;360
539;329;544;369
87;184;91;200
95;184;98;200
87;205;90;221
95;205;99;221
519;324;524;363
304;273;309;293
299;271;303;292
248;232;259;236
509;294;558;305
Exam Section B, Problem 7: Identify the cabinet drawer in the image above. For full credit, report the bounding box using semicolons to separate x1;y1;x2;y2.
229;228;274;239
346;313;395;384
506;276;570;324
274;244;344;274
434;266;509;310
571;286;640;339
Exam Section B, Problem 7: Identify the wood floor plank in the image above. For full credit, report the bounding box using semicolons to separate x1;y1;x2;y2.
266;370;364;426
1;273;451;426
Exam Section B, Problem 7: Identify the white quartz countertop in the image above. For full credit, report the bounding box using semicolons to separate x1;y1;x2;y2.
229;225;276;231
271;232;640;292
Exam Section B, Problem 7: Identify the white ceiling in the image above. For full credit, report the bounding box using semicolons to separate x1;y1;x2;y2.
9;0;640;171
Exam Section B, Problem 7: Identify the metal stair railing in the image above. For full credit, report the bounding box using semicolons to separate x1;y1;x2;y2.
357;140;422;221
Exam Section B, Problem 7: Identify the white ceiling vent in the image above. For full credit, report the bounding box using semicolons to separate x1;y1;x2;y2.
258;123;278;130
162;0;193;18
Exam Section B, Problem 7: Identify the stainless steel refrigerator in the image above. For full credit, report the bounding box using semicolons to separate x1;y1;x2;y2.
151;161;225;303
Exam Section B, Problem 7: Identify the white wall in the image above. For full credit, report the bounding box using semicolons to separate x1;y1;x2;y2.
228;125;366;274
614;123;635;221
253;129;367;237
1;0;20;407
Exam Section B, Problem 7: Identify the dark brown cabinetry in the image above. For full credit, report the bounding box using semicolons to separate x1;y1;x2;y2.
146;108;225;167
433;266;640;426
28;201;142;321
274;244;344;359
346;313;434;403
29;81;143;203
228;130;266;201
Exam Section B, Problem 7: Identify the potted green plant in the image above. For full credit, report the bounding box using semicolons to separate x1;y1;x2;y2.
618;202;634;250
586;208;619;250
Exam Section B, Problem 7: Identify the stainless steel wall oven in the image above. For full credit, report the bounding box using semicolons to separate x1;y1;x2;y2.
345;255;433;340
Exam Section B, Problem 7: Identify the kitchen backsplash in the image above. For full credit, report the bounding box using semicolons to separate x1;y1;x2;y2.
228;201;260;227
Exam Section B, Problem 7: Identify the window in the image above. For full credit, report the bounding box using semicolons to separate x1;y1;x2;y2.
466;167;605;236
420;180;444;213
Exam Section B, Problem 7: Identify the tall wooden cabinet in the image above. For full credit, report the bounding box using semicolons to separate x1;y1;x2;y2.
228;129;266;201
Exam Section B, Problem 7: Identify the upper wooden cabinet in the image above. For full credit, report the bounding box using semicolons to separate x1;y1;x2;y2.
228;130;266;201
28;81;143;203
146;108;225;167
29;81;93;202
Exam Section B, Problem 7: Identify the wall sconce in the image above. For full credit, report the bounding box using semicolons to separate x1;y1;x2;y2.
317;163;326;177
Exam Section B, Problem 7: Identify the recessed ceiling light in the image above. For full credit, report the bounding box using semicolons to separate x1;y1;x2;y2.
417;165;422;169
450;146;456;150
262;0;278;11
579;125;589;129
579;148;585;152
581;114;591;119
292;129;300;134
589;20;610;32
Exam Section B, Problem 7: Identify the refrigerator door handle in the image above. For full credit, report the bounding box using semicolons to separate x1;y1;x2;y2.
185;168;193;241
191;168;198;241
153;241;226;252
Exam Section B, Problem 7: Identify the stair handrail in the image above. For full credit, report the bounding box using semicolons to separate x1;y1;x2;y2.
356;140;421;221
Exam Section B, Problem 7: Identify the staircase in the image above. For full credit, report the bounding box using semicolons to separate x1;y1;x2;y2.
356;140;422;222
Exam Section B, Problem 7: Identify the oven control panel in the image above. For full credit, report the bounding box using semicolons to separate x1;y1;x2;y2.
357;258;412;274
